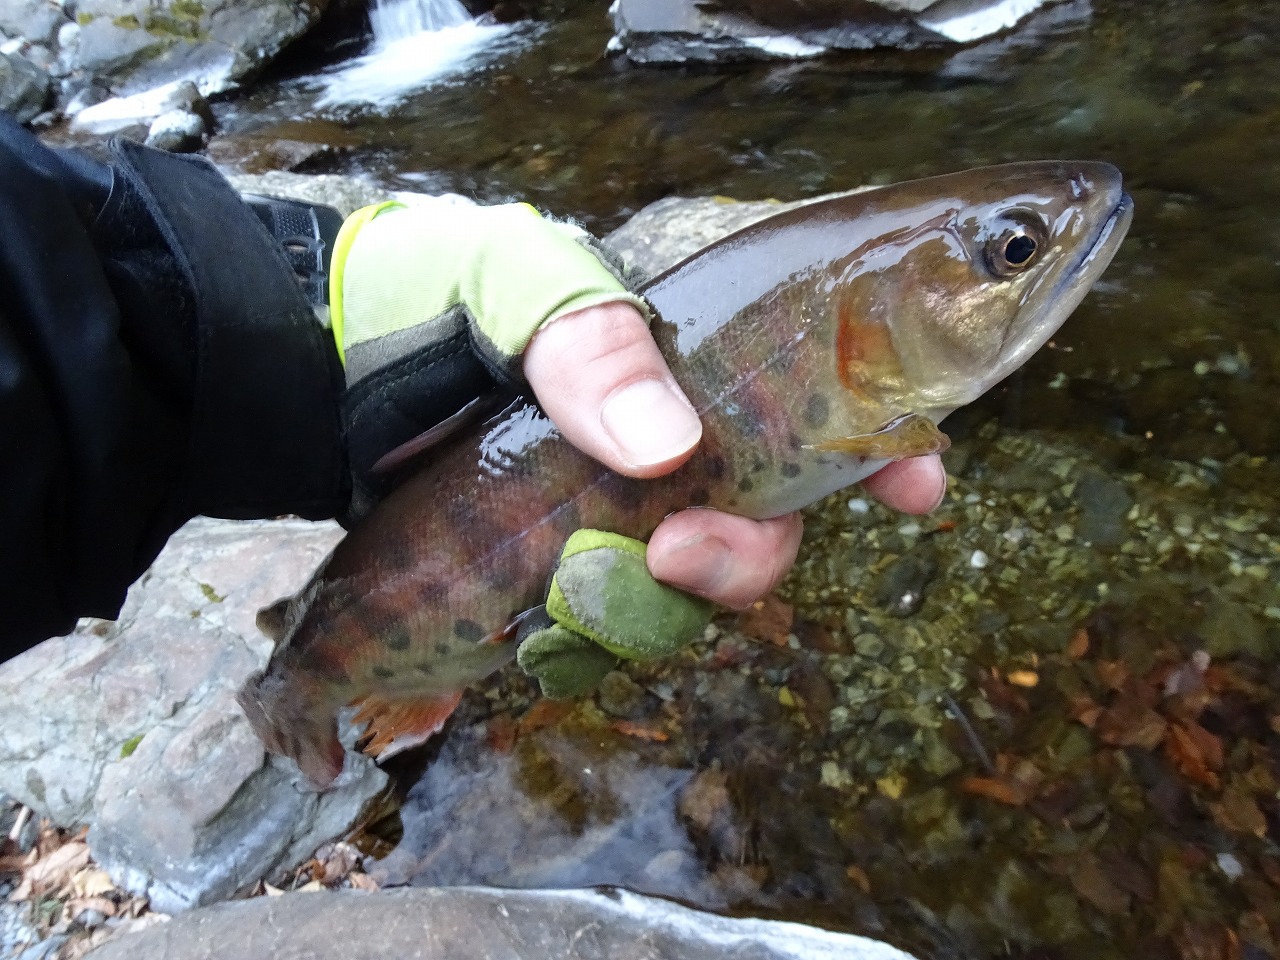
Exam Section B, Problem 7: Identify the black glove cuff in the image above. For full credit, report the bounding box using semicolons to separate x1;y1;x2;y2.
108;140;349;520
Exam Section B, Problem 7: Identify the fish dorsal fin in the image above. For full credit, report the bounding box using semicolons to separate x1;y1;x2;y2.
351;691;464;760
370;392;511;476
255;597;294;642
808;413;951;460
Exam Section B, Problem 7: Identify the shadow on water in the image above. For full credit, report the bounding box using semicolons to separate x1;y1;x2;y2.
224;1;1280;956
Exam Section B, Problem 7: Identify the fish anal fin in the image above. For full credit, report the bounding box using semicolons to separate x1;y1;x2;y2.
351;691;464;761
808;413;950;460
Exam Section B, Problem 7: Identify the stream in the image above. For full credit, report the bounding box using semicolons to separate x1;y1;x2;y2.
214;2;1280;957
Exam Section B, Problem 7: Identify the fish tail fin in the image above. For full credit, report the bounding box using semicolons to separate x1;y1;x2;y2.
351;691;464;761
237;670;346;791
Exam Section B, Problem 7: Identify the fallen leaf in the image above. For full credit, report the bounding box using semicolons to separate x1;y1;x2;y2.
1006;669;1039;688
845;865;871;894
611;720;669;742
1210;785;1268;838
518;699;573;735
1095;696;1167;750
484;714;518;752
1165;722;1223;790
70;867;116;899
737;593;794;646
1066;628;1090;659
262;882;285;897
876;773;908;800
1096;659;1129;692
958;776;1028;806
1071;853;1132;916
24;840;90;893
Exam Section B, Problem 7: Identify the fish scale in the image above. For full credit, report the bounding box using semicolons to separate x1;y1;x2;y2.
238;161;1133;789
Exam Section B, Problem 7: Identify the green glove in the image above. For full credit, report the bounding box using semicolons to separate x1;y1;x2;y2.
516;530;715;699
329;198;650;518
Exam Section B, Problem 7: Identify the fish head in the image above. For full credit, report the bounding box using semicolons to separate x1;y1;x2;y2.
831;161;1132;422
237;669;345;790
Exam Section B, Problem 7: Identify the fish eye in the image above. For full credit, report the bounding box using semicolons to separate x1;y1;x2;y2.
983;211;1047;278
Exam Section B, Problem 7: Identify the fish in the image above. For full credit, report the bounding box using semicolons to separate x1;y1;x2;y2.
237;161;1133;789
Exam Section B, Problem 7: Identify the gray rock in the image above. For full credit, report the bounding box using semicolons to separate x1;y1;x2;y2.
610;0;1065;64
70;77;208;135
1074;467;1133;548
221;170;391;218
0;50;49;124
0;517;387;913
0;1;70;48
72;0;324;96
144;107;206;151
85;887;918;960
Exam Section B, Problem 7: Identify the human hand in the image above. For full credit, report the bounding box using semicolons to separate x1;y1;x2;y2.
524;301;947;610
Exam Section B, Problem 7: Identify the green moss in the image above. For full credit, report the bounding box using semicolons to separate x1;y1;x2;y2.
120;734;145;758
170;0;205;19
76;11;95;25
144;12;206;39
112;14;140;29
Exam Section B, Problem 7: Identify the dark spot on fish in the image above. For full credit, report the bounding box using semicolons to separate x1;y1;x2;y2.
689;487;710;507
804;393;830;428
781;462;802;478
787;432;803;452
415;661;435;675
738;477;754;493
752;456;766;473
383;628;410;651
704;455;726;480
454;619;484;642
371;665;395;680
610;476;647;514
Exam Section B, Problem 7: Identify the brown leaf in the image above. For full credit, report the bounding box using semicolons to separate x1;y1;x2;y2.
737;594;794;646
1095;696;1168;750
1006;669;1039;688
67;896;117;919
845;864;871;894
611;720;669;742
958;776;1029;806
25;840;90;893
1210;785;1268;838
484;714;518;753
518;699;573;735
1066;628;1090;659
1164;722;1223;790
1071;852;1132;916
1096;659;1130;692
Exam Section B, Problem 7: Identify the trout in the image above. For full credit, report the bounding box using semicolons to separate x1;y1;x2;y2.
239;161;1133;789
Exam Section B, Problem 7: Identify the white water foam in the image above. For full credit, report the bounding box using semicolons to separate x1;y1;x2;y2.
317;0;515;110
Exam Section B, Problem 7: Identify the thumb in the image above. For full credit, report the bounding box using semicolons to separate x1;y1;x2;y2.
523;301;703;478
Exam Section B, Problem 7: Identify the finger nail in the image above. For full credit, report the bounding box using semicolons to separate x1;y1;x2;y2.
601;378;702;468
926;459;948;511
651;533;733;600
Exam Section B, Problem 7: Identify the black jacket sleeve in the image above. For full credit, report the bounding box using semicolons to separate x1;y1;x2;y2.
0;115;350;657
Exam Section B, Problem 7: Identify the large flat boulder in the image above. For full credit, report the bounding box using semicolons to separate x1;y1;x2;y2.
609;0;1065;64
85;886;919;960
0;518;387;914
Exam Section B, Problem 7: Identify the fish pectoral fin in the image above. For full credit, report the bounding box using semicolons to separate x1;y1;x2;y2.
371;391;514;476
808;413;951;460
351;691;464;761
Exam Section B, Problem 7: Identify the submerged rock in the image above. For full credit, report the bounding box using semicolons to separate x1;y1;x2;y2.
145;108;207;152
609;0;1068;65
84;887;918;960
0;518;387;913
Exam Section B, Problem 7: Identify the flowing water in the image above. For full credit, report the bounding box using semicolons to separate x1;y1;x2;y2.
217;1;1280;956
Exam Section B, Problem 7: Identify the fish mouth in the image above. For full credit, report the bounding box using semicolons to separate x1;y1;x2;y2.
1057;190;1134;302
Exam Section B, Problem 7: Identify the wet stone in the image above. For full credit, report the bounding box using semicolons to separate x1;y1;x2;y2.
1074;468;1134;548
596;670;649;719
871;552;938;617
